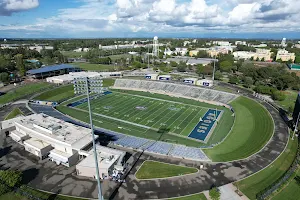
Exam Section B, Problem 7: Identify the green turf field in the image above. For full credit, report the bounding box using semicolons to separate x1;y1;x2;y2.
56;105;203;147
0;82;51;105
235;138;298;200
203;96;274;161
135;160;198;179
73;90;233;142
271;168;300;200
5;108;23;120
34;85;75;102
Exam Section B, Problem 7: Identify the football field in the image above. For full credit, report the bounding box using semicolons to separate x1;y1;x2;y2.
75;91;221;138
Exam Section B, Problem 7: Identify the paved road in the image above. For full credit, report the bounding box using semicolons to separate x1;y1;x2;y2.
0;84;289;199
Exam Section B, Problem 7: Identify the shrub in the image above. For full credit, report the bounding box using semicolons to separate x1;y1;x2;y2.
209;187;221;200
0;170;22;187
272;91;286;101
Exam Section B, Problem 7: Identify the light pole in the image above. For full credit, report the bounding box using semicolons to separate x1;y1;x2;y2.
212;55;217;84
73;76;104;200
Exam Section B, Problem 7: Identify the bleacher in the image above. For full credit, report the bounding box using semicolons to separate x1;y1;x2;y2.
112;136;150;149
169;145;210;161
145;141;173;155
113;79;237;104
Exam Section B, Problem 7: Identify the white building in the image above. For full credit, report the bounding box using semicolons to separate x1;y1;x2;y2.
1;114;98;167
145;74;159;80
235;41;247;46
276;49;296;62
29;45;54;53
175;48;188;56
74;48;89;52
233;51;256;60
46;71;122;84
158;75;171;81
76;145;125;179
251;44;268;48
213;41;231;46
183;78;198;85
164;48;173;56
197;79;213;87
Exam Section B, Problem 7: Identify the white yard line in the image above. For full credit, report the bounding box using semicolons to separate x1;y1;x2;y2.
179;108;205;135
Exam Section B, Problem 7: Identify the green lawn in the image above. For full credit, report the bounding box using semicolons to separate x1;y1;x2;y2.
61;89;234;146
203;96;274;161
0;82;51;105
73;63;116;71
0;192;27;200
56;105;202;147
168;193;207;200
135;160;198;179
61;51;87;58
235;138;298;200
271;168;300;200
276;90;298;111
34;84;75;102
5;108;23;120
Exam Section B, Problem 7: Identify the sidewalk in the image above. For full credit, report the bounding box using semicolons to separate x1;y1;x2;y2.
204;183;249;200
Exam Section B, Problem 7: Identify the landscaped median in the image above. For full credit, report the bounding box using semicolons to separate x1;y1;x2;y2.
135;160;198;180
4;108;23;120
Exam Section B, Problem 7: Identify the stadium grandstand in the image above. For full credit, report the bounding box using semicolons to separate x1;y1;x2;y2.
26;64;81;79
113;79;238;104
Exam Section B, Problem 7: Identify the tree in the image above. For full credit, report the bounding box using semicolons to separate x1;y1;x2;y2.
170;61;178;68
15;54;25;77
0;72;9;83
0;170;22;187
214;70;223;80
243;76;254;88
229;75;239;84
177;61;186;72
196;50;208;58
209;187;220;200
219;61;232;72
196;64;204;78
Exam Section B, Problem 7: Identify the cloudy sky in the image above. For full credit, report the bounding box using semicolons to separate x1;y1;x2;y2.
0;0;300;38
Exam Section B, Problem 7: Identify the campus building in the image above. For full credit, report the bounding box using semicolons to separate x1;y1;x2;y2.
276;49;296;62
1;114;97;167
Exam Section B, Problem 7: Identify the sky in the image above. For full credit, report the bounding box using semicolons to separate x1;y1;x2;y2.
0;0;300;39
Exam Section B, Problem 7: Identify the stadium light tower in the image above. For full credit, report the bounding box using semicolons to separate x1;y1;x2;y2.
73;76;104;200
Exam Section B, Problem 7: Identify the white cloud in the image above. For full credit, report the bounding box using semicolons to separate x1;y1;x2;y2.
1;0;300;37
0;0;39;15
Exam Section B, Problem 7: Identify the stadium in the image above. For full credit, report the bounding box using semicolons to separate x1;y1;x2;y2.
0;75;290;200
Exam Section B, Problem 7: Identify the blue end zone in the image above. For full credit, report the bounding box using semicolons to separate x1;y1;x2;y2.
67;91;112;107
188;109;222;141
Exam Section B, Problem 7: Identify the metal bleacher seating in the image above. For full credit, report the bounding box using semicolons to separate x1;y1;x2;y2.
114;79;237;104
168;145;210;161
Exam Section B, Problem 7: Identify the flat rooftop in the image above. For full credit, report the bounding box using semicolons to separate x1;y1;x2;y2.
14;114;94;145
77;145;124;169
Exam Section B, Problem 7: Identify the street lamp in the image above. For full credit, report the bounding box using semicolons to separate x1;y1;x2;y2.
73;76;104;200
292;111;300;140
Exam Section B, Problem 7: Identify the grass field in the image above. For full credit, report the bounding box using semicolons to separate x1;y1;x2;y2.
276;90;298;111
34;84;75;102
271;168;300;200
235;138;298;200
135;160;198;179
203;96;274;161
0;82;51;105
5;108;23;120
168;193;207;200
73;90;233;144
73;63;117;71
61;51;86;58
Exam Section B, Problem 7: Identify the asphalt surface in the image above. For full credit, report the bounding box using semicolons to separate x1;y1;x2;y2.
0;83;290;200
